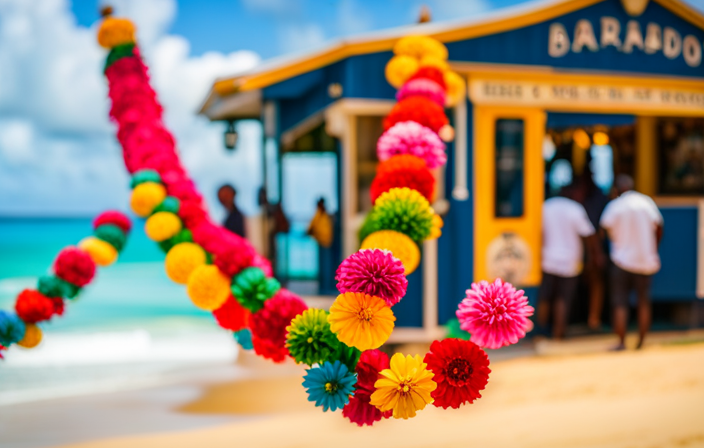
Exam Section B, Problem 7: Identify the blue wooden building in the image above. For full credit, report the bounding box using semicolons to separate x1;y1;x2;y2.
201;0;704;339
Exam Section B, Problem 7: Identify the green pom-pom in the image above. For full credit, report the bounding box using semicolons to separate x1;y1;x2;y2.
37;275;80;299
231;267;280;313
94;224;127;252
129;169;162;189
445;317;471;341
154;196;180;214
332;343;362;372
285;309;341;366
157;229;193;253
104;43;136;72
234;329;253;350
360;196;434;244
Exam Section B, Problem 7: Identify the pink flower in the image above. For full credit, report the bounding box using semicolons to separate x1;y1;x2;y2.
335;249;407;306
377;121;446;169
456;278;534;349
396;78;446;107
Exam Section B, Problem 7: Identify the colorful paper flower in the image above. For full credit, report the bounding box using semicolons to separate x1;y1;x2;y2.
17;324;43;349
377;122;446;169
303;360;357;412
249;289;308;363
370;158;436;203
158;228;193;253
164;242;207;284
354;349;390;394
129;169;162;188
37;275;80;299
409;66;447;90
424;338;490;409
186;265;231;311
97;16;136;49
396;78;446;107
360;230;420;275
370;353;437;419
93;210;132;234
234;328;254;350
232;267;280;313
145;211;182;242
78;237;118;267
212;241;256;277
130;181;167;217
286;308;340;366
54;247;96;287
0;311;26;347
328;292;395;351
456;278;535;349
393;35;449;60
14;289;61;324
153;196;180;214
361;187;435;244
383;96;449;134
385;55;420;88
94;224;128;252
213;295;250;332
336;249;407;307
342;392;392;427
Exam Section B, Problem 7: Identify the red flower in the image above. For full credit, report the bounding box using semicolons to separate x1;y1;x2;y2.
213;295;250;332
93;211;132;234
54;247;96;287
178;200;208;228
0;345;5;359
15;289;58;323
423;338;491;409
355;349;390;394
52;297;65;316
212;241;256;277
342;392;392;426
383;96;449;133
408;66;447;90
248;289;308;363
370;162;435;203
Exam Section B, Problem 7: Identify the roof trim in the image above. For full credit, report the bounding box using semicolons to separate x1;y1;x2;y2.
201;0;704;114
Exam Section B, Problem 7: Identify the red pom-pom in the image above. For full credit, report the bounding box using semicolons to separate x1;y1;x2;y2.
248;289;308;363
54;247;96;287
342;392;392;427
52;297;65;316
15;289;58;323
212;295;250;332
370;159;435;203
383;97;448;133
212;241;256;277
0;345;5;359
93;211;132;234
408;66;447;90
178;200;207;228
355;349;390;394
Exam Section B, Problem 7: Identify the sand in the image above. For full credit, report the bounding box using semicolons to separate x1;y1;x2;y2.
55;342;704;448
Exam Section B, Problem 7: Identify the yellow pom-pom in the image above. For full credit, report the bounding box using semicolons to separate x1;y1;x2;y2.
361;230;420;275
186;265;231;311
130;182;167;217
393;35;448;60
385;55;419;88
444;71;466;107
429;214;443;240
18;324;43;349
165;243;207;284
78;237;118;267
145;212;182;242
419;55;449;72
97;17;136;49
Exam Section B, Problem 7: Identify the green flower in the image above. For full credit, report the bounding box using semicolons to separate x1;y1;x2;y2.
231;267;280;313
286;309;341;366
332;343;362;372
104;43;136;72
359;192;434;244
129;169;162;189
153;196;180;214
158;229;193;253
94;224;127;252
37;275;80;299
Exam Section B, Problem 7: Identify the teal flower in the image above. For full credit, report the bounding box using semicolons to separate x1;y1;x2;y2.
303;360;357;412
234;329;253;350
129;169;161;188
232;267;280;313
37;275;80;299
153;196;180;215
94;224;128;252
286;309;341;366
0;311;26;347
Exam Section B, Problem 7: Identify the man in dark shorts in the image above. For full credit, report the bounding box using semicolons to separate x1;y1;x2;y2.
600;175;663;350
218;184;246;238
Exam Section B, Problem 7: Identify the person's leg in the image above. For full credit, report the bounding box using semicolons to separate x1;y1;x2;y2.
610;265;630;350
634;273;653;349
537;273;556;333
552;275;578;340
587;264;605;329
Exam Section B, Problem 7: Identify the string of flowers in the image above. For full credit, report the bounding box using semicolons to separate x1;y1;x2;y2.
0;211;132;359
97;11;534;426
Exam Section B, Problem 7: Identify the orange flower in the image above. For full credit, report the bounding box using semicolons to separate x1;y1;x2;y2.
328;292;395;351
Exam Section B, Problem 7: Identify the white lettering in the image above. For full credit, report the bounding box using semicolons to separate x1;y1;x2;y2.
644;23;662;54
548;23;570;57
683;35;702;67
663;27;682;59
572;19;599;52
622;20;644;53
601;17;622;48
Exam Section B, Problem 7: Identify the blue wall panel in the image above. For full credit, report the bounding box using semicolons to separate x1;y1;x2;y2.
394;260;424;327
651;207;698;301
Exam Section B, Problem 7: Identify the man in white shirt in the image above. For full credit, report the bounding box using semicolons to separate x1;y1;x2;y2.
600;174;664;350
538;184;603;340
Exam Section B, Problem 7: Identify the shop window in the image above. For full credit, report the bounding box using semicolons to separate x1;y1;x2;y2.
495;119;525;217
658;117;704;195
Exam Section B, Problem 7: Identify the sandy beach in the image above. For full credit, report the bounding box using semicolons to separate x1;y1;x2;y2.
31;338;702;448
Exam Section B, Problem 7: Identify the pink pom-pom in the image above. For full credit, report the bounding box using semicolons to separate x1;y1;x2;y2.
396;78;446;107
248;289;308;362
335;249;407;307
54;247;96;287
251;253;274;277
93;211;132;234
456;278;534;349
213;241;256;277
377;121;446;169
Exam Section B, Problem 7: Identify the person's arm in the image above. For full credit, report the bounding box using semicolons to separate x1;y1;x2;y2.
585;233;606;270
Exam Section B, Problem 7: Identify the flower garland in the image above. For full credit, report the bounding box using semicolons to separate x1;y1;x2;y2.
97;15;535;425
0;211;132;358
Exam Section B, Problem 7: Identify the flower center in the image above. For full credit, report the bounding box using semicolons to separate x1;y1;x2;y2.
307;337;314;343
357;307;374;322
494;304;506;314
325;382;337;393
446;358;473;387
396;380;412;395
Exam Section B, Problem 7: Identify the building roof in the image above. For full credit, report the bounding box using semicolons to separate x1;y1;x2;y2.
199;0;704;119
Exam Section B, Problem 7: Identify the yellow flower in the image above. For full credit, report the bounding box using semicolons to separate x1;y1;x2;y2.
18;324;43;349
385;55;419;88
360;230;420;275
165;242;207;284
78;237;118;267
419;55;449;72
130;182;166;217
393;35;448;60
145;212;182;242
328;292;395;351
428;214;443;240
97;17;136;49
186;265;231;311
370;353;437;419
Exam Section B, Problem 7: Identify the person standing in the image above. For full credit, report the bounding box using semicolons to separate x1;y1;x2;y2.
600;174;663;350
538;184;603;340
218;184;246;238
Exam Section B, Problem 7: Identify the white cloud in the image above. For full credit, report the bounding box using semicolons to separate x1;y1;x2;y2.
0;0;262;218
279;23;327;54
